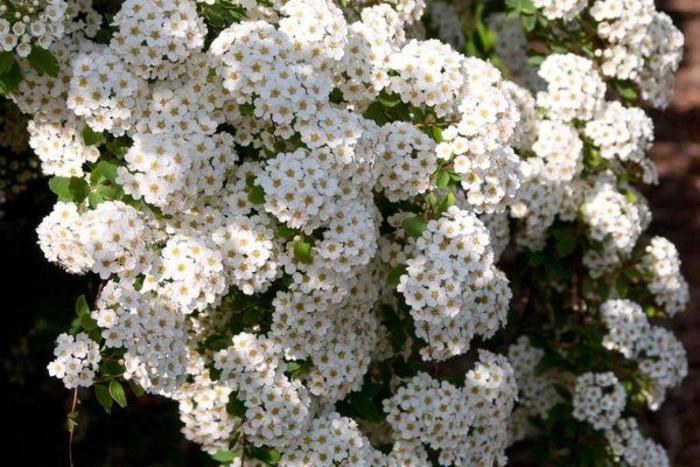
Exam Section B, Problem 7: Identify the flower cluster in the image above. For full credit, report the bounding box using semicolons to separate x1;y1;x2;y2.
12;0;687;464
0;0;69;56
572;371;627;430
384;351;516;466
600;299;687;409
47;332;101;389
641;236;690;317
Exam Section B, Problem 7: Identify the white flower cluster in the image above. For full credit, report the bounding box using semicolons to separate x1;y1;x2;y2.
641;236;689;316
38;200;156;279
384;351;516;466
537;53;606;122
581;179;649;276
605;417;670;467
572;371;626;430
533;0;587;21
174;359;239;455
93;281;189;394
590;0;684;108
397;207;510;360
375;121;436;201
110;0;206;80
47;332;101;389
507;336;559;421
19;0;685;463
213;333;311;449
118;132;237;214
600;299;688;409
27;116;100;177
0;0;69;56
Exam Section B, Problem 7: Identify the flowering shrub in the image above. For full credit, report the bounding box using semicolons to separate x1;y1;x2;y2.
1;0;690;464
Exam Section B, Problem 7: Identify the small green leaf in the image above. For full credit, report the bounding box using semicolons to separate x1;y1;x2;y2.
402;215;427;238
95;161;118;183
27;46;60;77
378;92;402;108
435;191;455;216
212;451;241;463
239;103;254;116
293;239;312;264
276;224;297;240
226;393;247;417
128;379;145;398
387;264;407;288
0;52;14;74
75;295;90;316
95;384;113;414
204;335;230;351
109;380;127;408
435;170;450;189
247;184;265;205
49;177;72;201
0;58;21;95
81;125;104;146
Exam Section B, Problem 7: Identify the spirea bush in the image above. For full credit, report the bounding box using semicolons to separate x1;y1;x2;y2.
1;0;690;464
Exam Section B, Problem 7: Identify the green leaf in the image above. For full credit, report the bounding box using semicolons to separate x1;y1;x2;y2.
70;178;89;203
378;92;402;108
48;177;72;201
95;384;113;414
75;295;90;316
402;215;427;238
247;185;265;205
0;52;14;74
293;239;312;264
109;380;127;408
239;102;254;116
127;379;145;398
522;14;537;32
0;58;21;95
81;125;104;146
226;393;247;417
387;264;407;288
432;126;444;144
27;46;59;77
435;191;455;216
205;335;230;351
94;161;118;183
212;451;241;463
613;80;638;103
435;169;450;190
276;224;297;240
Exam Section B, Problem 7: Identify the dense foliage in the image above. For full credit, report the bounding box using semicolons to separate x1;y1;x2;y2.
0;0;690;465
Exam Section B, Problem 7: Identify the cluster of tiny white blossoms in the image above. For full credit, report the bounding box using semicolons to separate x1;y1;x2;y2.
600;299;688;409
110;0;206;80
0;0;69;56
397;206;510;361
605;418;670;467
384;351;517;466
507;336;560;437
7;0;685;463
47;332;101;389
589;0;684;107
572;371;627;430
641;236;690;317
533;0;587;21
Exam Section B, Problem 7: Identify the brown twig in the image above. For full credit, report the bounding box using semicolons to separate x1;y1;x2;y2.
68;388;79;467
